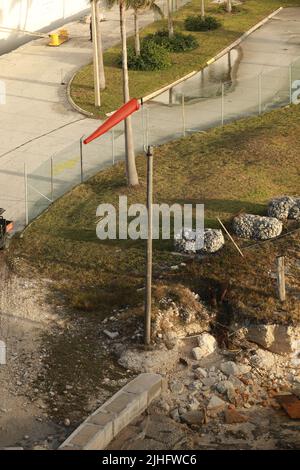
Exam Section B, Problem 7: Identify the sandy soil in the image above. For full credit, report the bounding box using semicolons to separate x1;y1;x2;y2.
0;255;132;449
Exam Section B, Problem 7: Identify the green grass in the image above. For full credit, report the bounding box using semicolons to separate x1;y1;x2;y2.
8;104;300;325
70;0;300;118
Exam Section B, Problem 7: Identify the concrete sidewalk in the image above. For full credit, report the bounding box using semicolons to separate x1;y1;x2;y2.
0;7;300;230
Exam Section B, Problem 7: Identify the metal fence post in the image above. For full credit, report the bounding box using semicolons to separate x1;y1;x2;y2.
258;73;262;115
182;94;186;136
141;100;145;148
169;87;173;106
80;136;84;183
50;157;54;202
24;163;28;226
221;83;225;126
111;128;115;165
146;103;149;148
289;64;292;104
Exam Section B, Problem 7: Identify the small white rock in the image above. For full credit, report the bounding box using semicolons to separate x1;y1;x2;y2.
220;361;251;376
207;395;226;410
103;330;119;339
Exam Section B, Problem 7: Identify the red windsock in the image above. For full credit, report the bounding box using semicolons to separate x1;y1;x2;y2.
83;98;140;145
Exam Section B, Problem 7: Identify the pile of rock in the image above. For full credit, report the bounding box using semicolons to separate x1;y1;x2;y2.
232;214;282;240
159;332;300;427
268;196;300;221
192;333;217;360
152;292;211;342
174;228;225;254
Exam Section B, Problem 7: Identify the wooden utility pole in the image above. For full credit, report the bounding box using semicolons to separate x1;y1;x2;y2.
144;146;153;345
276;256;286;302
91;0;101;107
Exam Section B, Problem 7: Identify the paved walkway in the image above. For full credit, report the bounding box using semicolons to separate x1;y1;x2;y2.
0;7;300;229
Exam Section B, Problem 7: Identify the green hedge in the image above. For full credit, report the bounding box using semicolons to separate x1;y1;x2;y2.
124;40;171;71
144;30;199;53
185;15;221;32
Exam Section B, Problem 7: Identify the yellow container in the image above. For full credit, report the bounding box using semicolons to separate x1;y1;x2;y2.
48;30;69;47
49;33;60;46
59;29;69;40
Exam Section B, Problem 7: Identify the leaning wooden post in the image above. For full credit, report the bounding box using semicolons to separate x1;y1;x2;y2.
276;256;286;302
144;145;153;345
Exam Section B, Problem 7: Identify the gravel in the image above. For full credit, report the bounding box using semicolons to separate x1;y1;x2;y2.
268;196;300;221
232;214;282;240
174;228;224;254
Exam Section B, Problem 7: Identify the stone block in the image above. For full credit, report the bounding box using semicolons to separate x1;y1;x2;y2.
67;422;113;450
123;373;162;404
102;390;147;436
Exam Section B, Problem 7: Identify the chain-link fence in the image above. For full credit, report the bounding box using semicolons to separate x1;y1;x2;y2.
25;58;300;224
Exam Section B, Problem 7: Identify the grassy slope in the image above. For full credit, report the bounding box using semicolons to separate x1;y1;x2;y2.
71;0;300;118
8;104;300;324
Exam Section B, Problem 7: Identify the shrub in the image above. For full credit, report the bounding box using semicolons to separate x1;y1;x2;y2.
122;40;171;71
217;4;243;14
144;30;198;53
185;15;221;32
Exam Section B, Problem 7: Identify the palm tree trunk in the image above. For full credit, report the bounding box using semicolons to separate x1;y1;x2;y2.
120;0;139;186
201;0;205;19
134;10;141;56
167;0;174;38
91;0;101;106
95;0;106;89
226;0;232;13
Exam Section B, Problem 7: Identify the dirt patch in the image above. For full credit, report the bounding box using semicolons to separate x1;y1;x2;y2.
0;256;133;449
0;256;63;449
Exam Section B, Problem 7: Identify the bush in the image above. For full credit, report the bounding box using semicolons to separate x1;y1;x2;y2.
217;4;243;14
144;30;198;53
123;40;171;71
185;15;221;32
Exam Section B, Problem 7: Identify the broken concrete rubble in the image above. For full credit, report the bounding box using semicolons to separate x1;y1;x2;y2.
224;408;248;424
198;333;217;355
152;290;211;342
118;345;180;374
276;394;300;419
219;361;251;377
250;349;276;370
181;410;204;426
102;293;300;450
216;380;235;396
207;395;226;411
246;324;300;355
192;333;217;360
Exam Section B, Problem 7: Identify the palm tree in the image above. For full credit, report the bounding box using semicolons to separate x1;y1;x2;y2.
200;0;205;19
107;0;139;186
130;0;164;56
95;0;106;89
90;0;106;101
167;0;174;38
90;0;101;106
226;0;232;13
